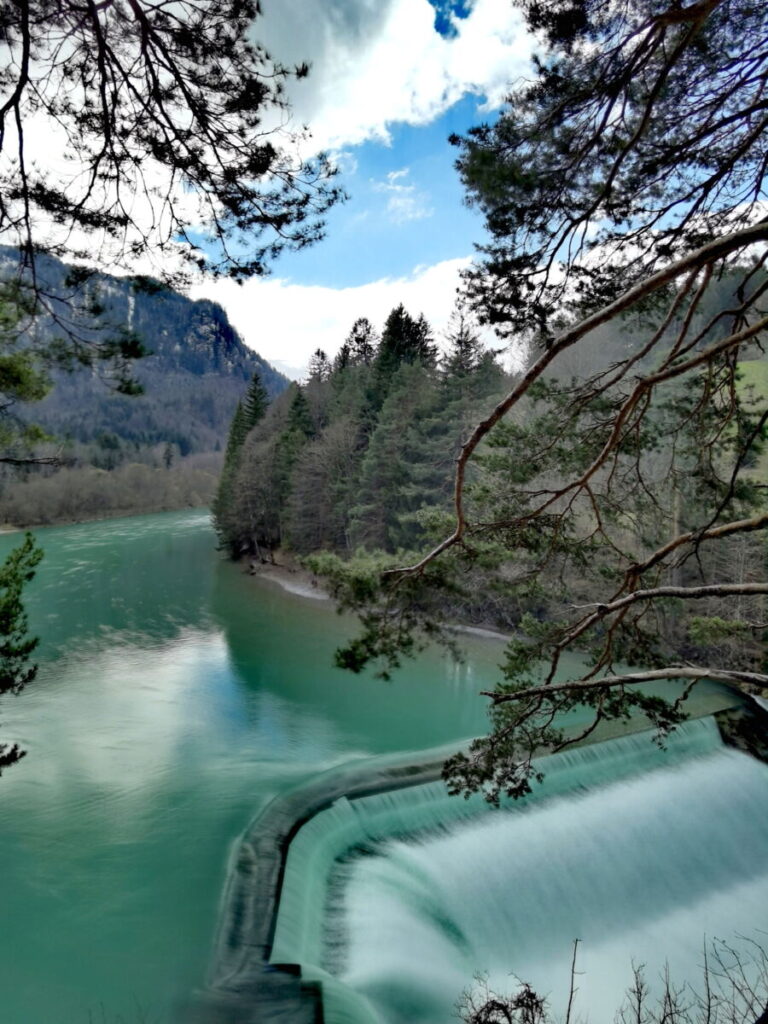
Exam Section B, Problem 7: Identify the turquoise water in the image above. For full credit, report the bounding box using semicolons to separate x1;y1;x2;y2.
271;717;727;967
0;510;763;1024
0;510;506;1024
333;721;768;1023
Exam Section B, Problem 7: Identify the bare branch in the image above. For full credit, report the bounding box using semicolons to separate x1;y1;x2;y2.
481;666;768;707
386;220;768;580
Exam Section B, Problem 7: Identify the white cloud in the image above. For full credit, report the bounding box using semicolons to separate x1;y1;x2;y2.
372;168;433;223
258;0;532;152
3;109;198;279
190;255;503;377
4;1;531;283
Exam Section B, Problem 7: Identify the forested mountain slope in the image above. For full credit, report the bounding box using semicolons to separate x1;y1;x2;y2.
0;250;288;525
0;248;288;455
212;304;510;561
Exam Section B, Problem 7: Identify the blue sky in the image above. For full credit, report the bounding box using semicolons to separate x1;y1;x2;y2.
191;0;533;377
428;0;474;38
279;94;490;289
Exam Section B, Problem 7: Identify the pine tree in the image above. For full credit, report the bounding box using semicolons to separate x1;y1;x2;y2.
241;373;268;429
346;318;378;367
212;373;269;554
307;349;332;383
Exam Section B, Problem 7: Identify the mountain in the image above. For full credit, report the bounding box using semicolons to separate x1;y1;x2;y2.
1;248;289;455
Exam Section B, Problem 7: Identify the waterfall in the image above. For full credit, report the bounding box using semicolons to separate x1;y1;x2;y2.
332;720;768;1023
266;716;768;1023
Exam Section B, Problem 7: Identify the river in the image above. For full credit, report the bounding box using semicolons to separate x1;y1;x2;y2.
0;509;506;1024
0;509;766;1024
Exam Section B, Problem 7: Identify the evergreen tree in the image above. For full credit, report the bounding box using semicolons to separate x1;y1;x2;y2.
307;349;332;383
241;373;268;429
211;402;248;553
352;364;442;550
377;305;419;371
442;303;484;387
263;384;319;544
231;434;284;562
329;351;378;453
370;305;435;411
413;313;438;368
212;373;269;554
333;342;352;374
286;386;316;440
224;403;250;460
346;318;378;367
0;533;44;773
440;304;507;457
285;417;360;553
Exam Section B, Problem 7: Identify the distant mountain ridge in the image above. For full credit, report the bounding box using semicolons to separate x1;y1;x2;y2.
0;248;289;454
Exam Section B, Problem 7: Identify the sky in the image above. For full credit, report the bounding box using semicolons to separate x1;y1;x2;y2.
189;0;534;378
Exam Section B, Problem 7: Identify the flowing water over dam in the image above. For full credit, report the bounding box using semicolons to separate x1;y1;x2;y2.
331;722;768;1022
247;716;768;1024
0;510;764;1023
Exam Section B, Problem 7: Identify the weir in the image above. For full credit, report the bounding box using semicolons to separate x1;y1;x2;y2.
186;688;768;1024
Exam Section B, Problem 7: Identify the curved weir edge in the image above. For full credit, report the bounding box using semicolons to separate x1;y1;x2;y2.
182;690;768;1024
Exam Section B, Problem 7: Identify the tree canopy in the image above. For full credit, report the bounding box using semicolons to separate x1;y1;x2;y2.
321;0;768;803
0;0;343;282
0;0;344;410
212;304;508;561
455;0;768;339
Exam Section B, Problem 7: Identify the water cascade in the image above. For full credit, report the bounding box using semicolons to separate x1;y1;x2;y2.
255;713;768;1023
329;721;768;1023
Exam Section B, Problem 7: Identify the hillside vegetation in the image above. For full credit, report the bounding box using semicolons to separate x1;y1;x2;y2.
214;290;767;709
0;251;287;525
212;304;509;564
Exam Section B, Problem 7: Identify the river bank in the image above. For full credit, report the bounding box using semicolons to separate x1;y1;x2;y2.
246;550;331;600
0;456;220;528
4;499;210;530
245;550;514;641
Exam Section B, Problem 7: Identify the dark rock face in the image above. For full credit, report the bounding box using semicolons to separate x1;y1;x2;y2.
0;248;289;453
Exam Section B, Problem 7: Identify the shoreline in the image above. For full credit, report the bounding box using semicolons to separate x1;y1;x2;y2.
246;553;331;601
244;552;513;640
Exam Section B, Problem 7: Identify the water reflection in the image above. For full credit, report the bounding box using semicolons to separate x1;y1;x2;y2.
0;510;500;1023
